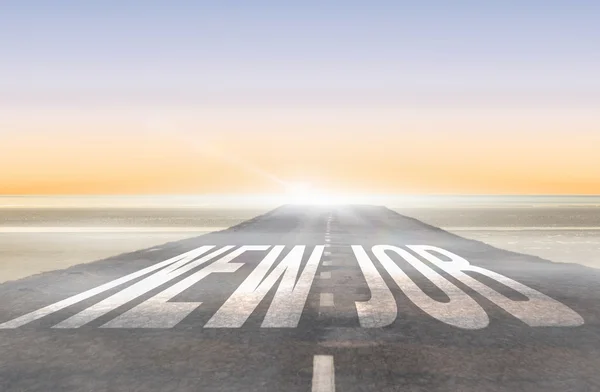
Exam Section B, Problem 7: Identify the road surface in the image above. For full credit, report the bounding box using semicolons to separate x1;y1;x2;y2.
1;205;599;392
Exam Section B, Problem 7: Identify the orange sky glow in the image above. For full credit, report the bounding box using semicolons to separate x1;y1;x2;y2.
1;107;599;195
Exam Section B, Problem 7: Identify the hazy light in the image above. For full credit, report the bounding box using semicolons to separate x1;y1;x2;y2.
285;181;312;195
284;182;323;204
283;182;377;205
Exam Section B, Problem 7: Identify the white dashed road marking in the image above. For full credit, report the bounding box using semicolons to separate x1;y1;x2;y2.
312;355;335;392
320;293;334;307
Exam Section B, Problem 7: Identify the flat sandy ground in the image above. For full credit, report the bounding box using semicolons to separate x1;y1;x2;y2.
1;204;600;282
0;208;268;282
394;206;600;269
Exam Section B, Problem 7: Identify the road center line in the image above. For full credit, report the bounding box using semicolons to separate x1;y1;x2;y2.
312;355;335;392
320;293;334;307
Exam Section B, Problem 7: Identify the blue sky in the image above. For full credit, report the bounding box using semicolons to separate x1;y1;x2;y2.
1;1;599;107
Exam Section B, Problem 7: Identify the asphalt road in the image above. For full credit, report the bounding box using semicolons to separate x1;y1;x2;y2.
1;205;599;392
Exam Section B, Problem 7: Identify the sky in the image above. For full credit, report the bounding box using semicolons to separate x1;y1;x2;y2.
1;1;599;195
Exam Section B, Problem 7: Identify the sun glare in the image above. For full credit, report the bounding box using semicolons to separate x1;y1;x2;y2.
283;182;355;205
285;182;312;195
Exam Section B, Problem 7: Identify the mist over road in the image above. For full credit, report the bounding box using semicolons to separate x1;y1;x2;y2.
0;205;598;392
